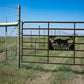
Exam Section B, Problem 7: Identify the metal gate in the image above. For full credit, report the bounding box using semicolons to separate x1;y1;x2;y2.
21;21;84;65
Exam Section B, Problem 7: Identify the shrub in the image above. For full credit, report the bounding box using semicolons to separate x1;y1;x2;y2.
0;39;5;43
0;47;5;53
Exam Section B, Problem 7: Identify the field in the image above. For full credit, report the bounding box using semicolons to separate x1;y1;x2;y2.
0;37;84;84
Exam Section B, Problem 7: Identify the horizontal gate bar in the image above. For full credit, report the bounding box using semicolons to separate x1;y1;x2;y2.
22;61;84;66
22;47;84;51
22;35;48;36
48;35;84;37
23;41;48;43
22;34;84;37
22;54;84;58
22;47;48;50
23;21;84;23
23;28;48;30
75;43;84;44
23;41;84;44
23;28;84;30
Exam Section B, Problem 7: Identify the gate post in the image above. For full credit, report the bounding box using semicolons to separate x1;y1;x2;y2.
5;17;7;60
18;5;21;69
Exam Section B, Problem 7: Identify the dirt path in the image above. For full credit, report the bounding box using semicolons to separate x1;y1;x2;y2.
73;75;84;84
72;65;84;84
0;52;6;62
30;72;52;84
0;52;5;58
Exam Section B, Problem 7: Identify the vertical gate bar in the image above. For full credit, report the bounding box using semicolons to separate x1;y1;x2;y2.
31;30;32;48
73;23;75;64
47;22;49;63
38;25;40;48
21;22;23;62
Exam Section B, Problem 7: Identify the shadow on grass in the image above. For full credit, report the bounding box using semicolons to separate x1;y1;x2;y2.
22;64;84;74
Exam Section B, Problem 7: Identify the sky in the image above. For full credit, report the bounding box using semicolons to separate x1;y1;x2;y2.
0;0;84;36
0;0;84;21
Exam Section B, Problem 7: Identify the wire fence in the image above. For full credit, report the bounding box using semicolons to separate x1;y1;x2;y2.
0;26;18;63
0;16;18;23
0;6;18;66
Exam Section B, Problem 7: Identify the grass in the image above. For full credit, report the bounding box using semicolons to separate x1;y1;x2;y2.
0;67;38;84
0;37;84;84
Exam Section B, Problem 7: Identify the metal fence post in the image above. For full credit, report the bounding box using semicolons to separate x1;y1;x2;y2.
18;5;21;69
5;26;7;60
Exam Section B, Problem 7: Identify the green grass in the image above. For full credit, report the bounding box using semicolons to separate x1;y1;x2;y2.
0;39;5;43
0;37;84;84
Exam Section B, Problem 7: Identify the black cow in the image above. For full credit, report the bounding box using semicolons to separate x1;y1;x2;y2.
69;42;74;50
49;39;54;50
53;39;71;48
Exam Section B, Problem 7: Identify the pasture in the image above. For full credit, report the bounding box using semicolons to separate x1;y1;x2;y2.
0;37;84;84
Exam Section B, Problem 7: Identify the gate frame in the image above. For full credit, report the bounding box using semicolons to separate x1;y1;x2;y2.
21;21;84;66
